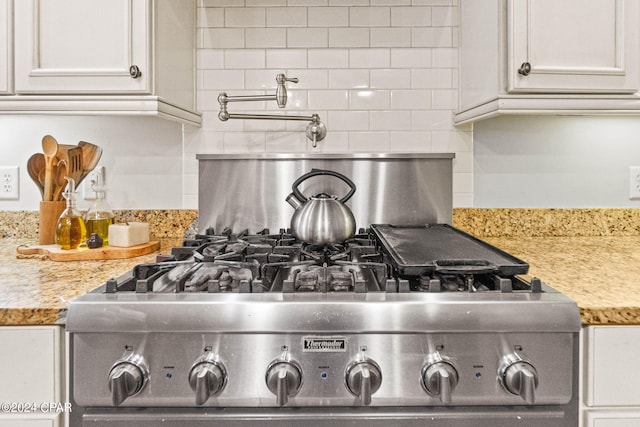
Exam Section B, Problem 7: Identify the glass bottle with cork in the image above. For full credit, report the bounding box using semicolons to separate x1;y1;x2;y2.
84;166;114;246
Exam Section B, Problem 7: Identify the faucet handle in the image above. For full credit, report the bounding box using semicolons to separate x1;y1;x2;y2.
275;74;298;108
276;74;298;84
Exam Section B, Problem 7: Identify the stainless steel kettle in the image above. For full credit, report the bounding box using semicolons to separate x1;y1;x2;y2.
286;169;357;245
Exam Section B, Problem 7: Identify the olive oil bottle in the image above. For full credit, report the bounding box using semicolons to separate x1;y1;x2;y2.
84;167;114;245
55;177;87;250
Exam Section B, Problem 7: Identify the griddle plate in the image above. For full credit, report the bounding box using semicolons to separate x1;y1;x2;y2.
370;224;529;276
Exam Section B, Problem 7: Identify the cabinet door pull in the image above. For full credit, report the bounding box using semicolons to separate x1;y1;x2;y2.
129;65;142;79
518;62;531;76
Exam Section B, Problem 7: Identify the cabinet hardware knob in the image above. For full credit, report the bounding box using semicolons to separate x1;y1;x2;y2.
518;62;531;76
129;65;142;79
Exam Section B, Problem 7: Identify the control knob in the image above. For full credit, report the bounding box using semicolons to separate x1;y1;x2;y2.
499;354;539;405
421;356;459;404
188;353;227;405
345;358;382;406
265;359;302;406
107;353;149;406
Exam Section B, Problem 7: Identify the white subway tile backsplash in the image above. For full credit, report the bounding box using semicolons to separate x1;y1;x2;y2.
266;49;308;68
308;90;349;109
390;131;432;151
371;0;410;5
309;49;349;68
193;2;471;207
327;110;369;130
284;69;329;89
432;47;458;68
370;28;411;48
329;0;368;6
390;89;431;109
308;7;349;27
349;90;390;110
432;6;457;27
391;7;431;27
312;131;350;152
267;7;308;27
247;0;287;6
411;110;453;131
411;27;453;47
265;132;309;151
198;8;225;28
225;49;266;68
202;69;245;89
432;129;472;152
225;7;266;27
370;111;411;130
202;28;246;48
370;69;411;89
223;131;268;152
411;68;453;89
390;48;432;68
197;49;225;69
289;0;329;5
348;131;390;152
246;28;287;47
431;89;457;109
329;69;369;88
288;28;329;47
349;7;390;27
329;28;370;48
349;48;390;68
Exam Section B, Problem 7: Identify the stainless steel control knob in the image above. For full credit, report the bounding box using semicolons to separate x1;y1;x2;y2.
188;354;227;405
107;354;149;406
499;356;539;405
345;359;382;406
422;360;459;404
265;360;302;406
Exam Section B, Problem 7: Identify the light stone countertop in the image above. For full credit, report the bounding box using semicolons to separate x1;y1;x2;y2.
0;238;180;325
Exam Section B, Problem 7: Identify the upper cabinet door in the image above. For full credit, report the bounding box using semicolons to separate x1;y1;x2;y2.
508;0;640;93
14;0;150;94
0;0;11;95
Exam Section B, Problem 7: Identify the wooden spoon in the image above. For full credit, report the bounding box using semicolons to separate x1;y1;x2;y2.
27;153;45;199
77;141;103;186
52;160;68;201
42;135;59;201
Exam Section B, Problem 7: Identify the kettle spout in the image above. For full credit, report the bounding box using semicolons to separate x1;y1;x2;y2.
286;193;302;209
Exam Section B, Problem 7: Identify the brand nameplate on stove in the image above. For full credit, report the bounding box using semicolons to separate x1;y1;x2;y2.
302;336;347;352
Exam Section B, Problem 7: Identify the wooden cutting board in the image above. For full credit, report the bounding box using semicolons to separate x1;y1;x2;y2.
16;241;160;261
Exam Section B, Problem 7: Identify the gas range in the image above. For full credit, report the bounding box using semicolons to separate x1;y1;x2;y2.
65;154;580;427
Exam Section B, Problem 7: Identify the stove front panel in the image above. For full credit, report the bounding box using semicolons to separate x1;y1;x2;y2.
72;331;575;408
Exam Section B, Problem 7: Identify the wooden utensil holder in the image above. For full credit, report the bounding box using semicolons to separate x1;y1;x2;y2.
39;201;66;245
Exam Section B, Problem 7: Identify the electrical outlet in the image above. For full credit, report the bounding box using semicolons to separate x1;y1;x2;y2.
630;166;640;199
0;166;19;200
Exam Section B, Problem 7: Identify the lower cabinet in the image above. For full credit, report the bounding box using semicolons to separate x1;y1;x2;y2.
0;326;65;427
582;326;640;426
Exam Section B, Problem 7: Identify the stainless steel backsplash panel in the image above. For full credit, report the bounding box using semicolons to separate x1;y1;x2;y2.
196;153;454;234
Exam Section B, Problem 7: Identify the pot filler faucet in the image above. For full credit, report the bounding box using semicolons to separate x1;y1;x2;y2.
218;73;327;147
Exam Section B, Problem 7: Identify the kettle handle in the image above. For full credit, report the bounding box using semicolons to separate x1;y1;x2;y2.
292;169;357;203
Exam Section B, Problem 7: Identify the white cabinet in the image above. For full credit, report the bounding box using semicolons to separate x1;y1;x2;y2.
456;0;640;125
0;0;201;126
0;0;11;94
582;326;640;427
0;326;65;427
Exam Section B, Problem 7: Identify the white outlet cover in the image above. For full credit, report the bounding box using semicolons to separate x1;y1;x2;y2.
0;166;19;200
630;166;640;200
